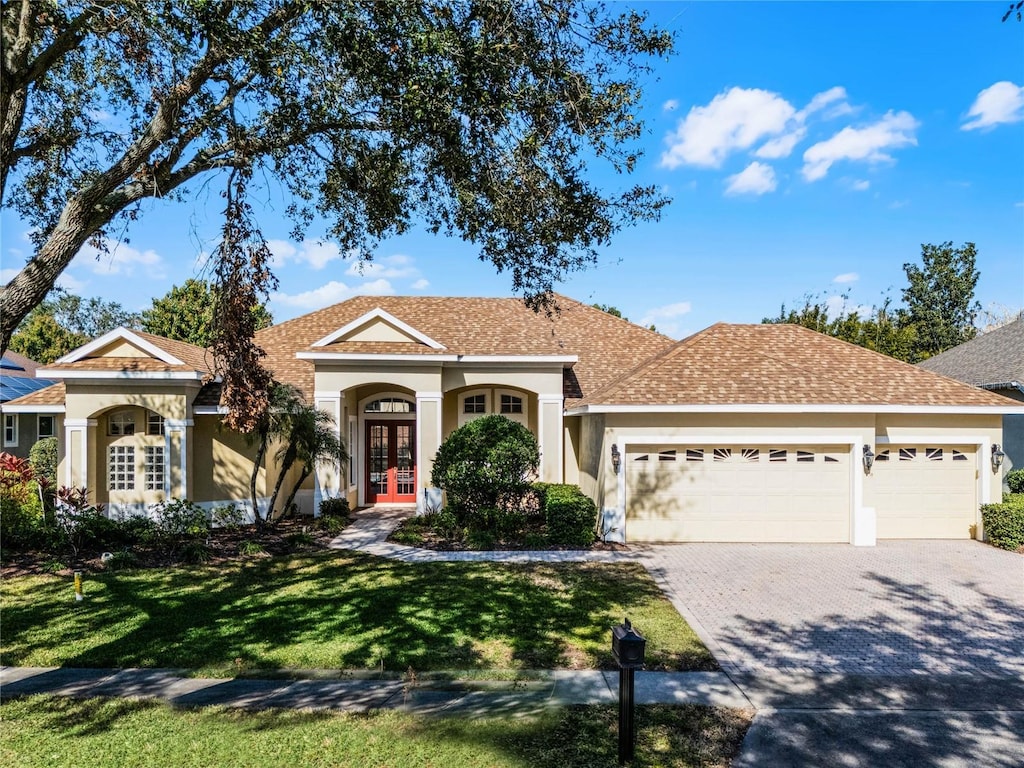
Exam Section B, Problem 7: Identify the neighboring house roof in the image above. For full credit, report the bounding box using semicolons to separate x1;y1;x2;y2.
256;295;674;404
570;323;1019;411
0;352;58;403
917;317;1024;391
1;350;42;377
2;381;66;409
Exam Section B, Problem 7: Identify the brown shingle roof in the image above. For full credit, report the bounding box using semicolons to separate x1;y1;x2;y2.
574;323;1019;409
256;295;674;403
1;350;42;377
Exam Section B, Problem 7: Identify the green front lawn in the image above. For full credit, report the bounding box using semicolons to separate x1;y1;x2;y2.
1;551;715;676
0;695;751;768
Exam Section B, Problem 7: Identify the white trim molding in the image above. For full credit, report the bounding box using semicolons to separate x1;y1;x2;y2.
1;403;65;413
55;328;186;366
311;308;447;349
566;403;1024;416
36;370;206;381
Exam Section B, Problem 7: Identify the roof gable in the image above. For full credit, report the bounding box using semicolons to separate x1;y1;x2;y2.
311;308;446;349
57;328;185;366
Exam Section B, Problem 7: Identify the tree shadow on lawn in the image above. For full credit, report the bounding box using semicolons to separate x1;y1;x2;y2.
727;572;1024;767
2;552;697;674
4;695;752;768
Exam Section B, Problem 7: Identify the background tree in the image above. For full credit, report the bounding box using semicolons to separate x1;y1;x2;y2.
141;278;272;347
765;241;979;363
901;241;980;361
1;0;673;432
8;288;137;363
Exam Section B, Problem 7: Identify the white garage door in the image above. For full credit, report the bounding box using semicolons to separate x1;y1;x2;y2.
626;445;851;543
871;445;977;539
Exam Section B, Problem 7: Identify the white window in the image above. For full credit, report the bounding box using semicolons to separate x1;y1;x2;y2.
37;415;55;439
500;394;523;414
147;413;165;436
3;414;17;447
109;445;135;490
144;445;165;491
108;411;135;436
463;394;486;414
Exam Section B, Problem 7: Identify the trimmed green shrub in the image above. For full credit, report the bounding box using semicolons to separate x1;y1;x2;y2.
431;415;539;533
0;494;42;549
1005;469;1024;495
28;438;58;486
544;484;597;547
319;497;351;518
981;494;1024;551
317;513;349;535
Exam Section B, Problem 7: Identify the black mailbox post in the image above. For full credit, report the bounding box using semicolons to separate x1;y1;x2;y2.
612;617;646;764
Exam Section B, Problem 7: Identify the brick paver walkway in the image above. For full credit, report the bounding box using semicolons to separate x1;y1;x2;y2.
643;541;1024;676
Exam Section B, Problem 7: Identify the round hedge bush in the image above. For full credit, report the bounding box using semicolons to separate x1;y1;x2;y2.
431;415;539;533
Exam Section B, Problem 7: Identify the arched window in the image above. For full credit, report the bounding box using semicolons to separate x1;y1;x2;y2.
364;397;415;413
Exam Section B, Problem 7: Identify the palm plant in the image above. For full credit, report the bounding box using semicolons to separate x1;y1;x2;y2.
244;383;304;529
268;404;345;522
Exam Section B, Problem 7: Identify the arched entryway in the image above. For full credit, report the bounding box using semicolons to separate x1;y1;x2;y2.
361;393;417;504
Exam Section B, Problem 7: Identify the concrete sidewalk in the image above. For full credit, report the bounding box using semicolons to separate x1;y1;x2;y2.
0;666;751;716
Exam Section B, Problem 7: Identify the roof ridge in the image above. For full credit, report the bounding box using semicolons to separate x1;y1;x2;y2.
577;323;727;405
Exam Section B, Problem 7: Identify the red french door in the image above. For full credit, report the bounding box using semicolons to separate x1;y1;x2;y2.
365;420;417;504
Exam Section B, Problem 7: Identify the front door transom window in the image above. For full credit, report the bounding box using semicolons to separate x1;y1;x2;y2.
365;397;416;413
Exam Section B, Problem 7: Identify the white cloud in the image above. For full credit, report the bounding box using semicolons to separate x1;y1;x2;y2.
888;199;910;209
754;128;806;159
797;86;848;119
725;161;777;196
851;179;870;191
56;273;87;293
345;253;419;279
267;238;351;270
411;278;430;290
640;301;693;337
660;87;796;168
272;278;395;310
832;272;859;284
801;110;919;182
73;240;165;278
0;268;19;285
662;99;679;112
961;81;1024;131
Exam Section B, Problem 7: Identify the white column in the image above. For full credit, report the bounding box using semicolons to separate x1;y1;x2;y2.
415;391;443;513
314;392;343;516
63;418;96;490
165;419;192;498
536;394;565;483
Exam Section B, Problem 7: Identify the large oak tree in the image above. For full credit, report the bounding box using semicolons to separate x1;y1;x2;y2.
1;0;672;430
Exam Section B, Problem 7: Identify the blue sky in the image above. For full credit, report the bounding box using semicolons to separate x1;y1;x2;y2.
2;1;1022;339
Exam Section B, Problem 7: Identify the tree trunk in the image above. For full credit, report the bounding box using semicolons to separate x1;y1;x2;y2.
280;468;312;521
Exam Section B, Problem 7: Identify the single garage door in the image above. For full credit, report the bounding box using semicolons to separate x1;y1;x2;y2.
871;445;977;539
626;445;851;542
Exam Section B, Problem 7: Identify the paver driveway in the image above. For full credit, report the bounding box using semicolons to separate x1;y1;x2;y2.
642;540;1024;676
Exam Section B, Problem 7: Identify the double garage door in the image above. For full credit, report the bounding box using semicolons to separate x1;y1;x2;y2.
625;443;977;543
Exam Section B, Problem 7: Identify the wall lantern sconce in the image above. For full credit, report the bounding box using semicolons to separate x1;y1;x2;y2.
862;445;875;473
992;444;1006;472
611;444;621;474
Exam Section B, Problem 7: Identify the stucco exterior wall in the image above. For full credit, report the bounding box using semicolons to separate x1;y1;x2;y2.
192;415;263;507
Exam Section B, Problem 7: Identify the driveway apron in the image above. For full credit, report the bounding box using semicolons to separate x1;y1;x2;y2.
642;540;1024;766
